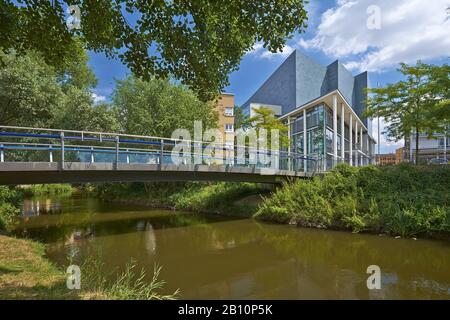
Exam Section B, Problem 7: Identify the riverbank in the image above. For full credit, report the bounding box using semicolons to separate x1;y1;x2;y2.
0;234;74;299
96;182;269;217
93;164;450;240
0;234;178;300
256;164;450;240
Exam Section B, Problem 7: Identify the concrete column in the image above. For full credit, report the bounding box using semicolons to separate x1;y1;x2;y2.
349;114;353;166
287;116;291;170
303;109;307;172
360;126;363;166
341;103;345;162
366;134;369;165
332;95;338;167
355;121;358;166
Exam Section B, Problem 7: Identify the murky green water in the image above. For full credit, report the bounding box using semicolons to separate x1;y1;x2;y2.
14;196;450;299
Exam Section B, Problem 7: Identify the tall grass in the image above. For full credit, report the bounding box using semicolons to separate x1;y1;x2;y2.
256;164;450;238
80;256;179;300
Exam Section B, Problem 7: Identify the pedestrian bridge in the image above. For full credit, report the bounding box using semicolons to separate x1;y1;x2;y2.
0;126;319;185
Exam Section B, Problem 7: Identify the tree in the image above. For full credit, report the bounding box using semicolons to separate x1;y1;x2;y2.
233;106;250;131
0;51;65;127
364;61;450;164
112;76;218;138
248;107;289;149
1;0;309;101
0;49;117;132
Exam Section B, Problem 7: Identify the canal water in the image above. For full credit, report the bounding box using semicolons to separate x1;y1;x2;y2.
14;196;450;299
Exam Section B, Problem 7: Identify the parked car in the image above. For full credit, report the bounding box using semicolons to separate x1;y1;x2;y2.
428;157;449;165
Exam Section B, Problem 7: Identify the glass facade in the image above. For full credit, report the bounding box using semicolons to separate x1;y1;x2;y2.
287;102;374;172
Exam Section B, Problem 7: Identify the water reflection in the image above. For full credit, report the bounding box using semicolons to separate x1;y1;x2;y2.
14;196;450;299
22;198;62;216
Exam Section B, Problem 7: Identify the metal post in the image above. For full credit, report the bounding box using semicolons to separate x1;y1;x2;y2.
160;139;164;165
60;132;65;170
49;145;53;162
0;144;4;162
126;149;130;164
115;136;119;170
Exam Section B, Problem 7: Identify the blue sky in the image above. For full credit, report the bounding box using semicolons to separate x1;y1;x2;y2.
88;0;450;153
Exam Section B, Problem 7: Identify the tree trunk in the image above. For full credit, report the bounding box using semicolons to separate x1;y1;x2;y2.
415;128;420;165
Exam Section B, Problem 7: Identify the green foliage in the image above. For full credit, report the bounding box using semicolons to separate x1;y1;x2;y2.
0;49;118;132
1;1;309;100
247;107;290;148
170;182;263;215
365;61;450;164
20;184;75;196
0;51;65;127
0;186;21;231
112;76;218;137
256;163;450;238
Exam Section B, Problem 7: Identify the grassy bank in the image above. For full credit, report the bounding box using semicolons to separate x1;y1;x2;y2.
96;182;269;216
0;235;178;300
1;185;178;300
255;164;450;238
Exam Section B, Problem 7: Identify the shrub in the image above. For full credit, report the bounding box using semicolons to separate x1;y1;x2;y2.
0;186;21;231
256;164;450;238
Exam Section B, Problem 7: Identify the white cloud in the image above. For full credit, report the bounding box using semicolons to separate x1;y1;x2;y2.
92;93;106;104
371;117;404;153
299;0;450;72
247;42;294;60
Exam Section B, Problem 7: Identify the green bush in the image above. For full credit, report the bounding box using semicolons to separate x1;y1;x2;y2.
0;186;22;231
255;163;450;238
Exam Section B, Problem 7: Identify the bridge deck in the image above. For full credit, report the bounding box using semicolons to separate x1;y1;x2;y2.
0;162;314;185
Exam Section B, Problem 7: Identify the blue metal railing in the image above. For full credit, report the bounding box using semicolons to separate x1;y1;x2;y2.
0;125;319;174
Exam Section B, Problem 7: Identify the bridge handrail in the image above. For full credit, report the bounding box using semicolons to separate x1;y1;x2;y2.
0;127;317;161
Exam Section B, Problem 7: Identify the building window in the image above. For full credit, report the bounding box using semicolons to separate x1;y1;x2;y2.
325;128;333;154
225;124;234;133
292;133;304;154
224;107;234;116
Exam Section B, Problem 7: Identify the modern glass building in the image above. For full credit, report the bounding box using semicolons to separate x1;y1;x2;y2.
241;50;376;171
